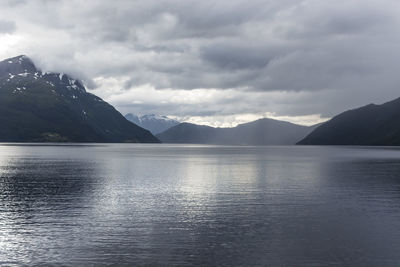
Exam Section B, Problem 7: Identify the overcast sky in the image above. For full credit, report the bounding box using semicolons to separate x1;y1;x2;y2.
1;0;400;126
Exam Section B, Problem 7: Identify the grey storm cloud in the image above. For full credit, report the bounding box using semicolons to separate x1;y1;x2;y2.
0;20;16;34
200;43;273;70
1;0;400;123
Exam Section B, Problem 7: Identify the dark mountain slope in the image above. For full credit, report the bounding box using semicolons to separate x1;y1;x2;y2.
157;118;318;145
298;98;400;145
0;55;159;143
157;123;219;144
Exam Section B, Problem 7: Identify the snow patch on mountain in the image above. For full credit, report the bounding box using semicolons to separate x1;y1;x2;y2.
125;113;180;135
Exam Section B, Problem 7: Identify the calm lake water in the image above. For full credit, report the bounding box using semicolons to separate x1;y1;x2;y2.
1;144;400;266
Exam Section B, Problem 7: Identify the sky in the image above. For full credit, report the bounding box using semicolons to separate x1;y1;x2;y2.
1;0;400;127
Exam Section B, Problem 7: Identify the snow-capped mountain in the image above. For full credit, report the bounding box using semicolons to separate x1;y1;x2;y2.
125;113;180;134
0;55;159;143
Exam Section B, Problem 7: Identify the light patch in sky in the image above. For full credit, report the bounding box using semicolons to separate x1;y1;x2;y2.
0;34;22;56
90;79;329;126
172;113;328;128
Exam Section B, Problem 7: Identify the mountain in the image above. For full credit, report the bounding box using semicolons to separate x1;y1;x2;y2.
125;113;179;135
298;97;400;145
157;123;218;144
157;118;319;145
0;55;159;143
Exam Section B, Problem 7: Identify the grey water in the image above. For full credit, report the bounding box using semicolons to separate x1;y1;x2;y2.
1;144;400;266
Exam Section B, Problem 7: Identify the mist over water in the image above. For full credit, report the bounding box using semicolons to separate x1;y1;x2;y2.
1;144;400;266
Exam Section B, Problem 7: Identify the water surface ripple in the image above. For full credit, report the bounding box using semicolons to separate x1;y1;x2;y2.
1;144;400;266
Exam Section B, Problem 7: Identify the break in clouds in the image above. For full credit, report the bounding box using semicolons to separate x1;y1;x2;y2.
1;0;400;126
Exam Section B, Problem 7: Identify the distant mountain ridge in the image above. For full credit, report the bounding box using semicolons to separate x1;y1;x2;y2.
125;113;179;134
0;55;159;143
298;97;400;145
157;118;319;145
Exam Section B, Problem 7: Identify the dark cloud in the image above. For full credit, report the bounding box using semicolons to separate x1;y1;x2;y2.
1;0;400;125
200;43;273;70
